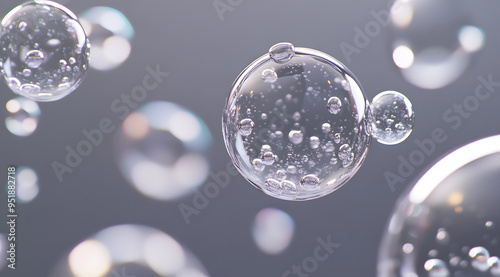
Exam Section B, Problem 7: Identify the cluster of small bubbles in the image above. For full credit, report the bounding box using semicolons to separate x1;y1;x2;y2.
0;1;90;101
370;90;415;145
378;136;500;277
5;97;41;137
223;42;375;200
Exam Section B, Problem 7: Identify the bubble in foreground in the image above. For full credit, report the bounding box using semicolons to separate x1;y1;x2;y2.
79;6;133;71
223;42;414;201
378;135;500;277
5;97;40;136
252;208;295;255
370;91;415;145
115;101;212;201
49;224;210;277
389;0;485;89
0;1;89;101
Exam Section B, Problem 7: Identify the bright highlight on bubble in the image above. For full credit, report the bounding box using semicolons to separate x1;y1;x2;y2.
378;135;500;277
5;97;41;137
222;42;414;201
0;1;90;101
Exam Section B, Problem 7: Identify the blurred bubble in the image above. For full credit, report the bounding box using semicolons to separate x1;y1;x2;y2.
0;234;7;271
5;97;40;137
16;166;39;203
251;208;295;255
79;6;134;71
369;91;415;145
50;224;210;277
115;101;212;201
389;0;485;90
378;135;500;277
0;1;90;101
222;42;373;201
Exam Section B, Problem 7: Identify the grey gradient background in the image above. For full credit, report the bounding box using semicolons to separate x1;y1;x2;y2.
1;0;500;276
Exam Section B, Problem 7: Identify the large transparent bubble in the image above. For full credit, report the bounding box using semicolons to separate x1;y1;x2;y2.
222;42;372;201
49;224;210;277
378;135;500;277
389;0;485;89
115;101;212;201
0;1;90;101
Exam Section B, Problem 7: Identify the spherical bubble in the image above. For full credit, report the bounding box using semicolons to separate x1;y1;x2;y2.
16;166;39;204
5;97;41;137
222;42;371;201
0;1;90;101
79;6;134;71
370;90;415;145
378;135;500;277
115;101;212;201
252;208;295;255
389;0;485;89
49;224;210;277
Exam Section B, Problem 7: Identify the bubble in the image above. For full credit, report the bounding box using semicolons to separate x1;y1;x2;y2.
424;259;450;277
322;122;331;133
115;101;212;201
261;69;278;83
469;246;490;272
389;0;485;89
327;96;342;114
222;42;372;200
16;167;39;204
252;208;295;255
252;158;265;171
288;130;304;145
378;135;500;277
310;136;320;149
370;91;415;145
0;1;90;101
300;175;320;191
79;6;134;71
269;42;294;63
489;257;500;276
49;225;210;277
238;118;255;136
5;97;41;137
25;50;45;68
262;152;276;165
